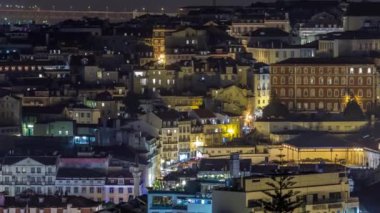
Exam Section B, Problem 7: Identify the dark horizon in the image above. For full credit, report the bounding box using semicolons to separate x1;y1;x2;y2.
0;0;263;12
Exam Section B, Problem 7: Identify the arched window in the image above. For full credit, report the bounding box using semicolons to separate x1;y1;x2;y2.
303;77;308;85
310;89;316;97
349;77;354;85
319;77;324;85
296;88;302;97
358;89;363;97
273;77;278;84
288;88;294;97
318;102;324;109
296;77;302;84
318;89;324;97
341;77;346;85
334;89;340;97
334;77;339;85
366;89;372;97
358;77;363;85
280;77;285;84
327;77;332;85
367;77;372;85
310;77;315;84
341;89;346;97
303;89;309;97
327;89;332;97
280;88;286;96
288;76;294;84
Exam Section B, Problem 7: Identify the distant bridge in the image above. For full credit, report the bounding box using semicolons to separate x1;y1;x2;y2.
0;9;176;24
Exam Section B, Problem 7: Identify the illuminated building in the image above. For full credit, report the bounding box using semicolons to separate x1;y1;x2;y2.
318;30;380;57
213;171;359;213
271;58;377;112
0;156;58;196
210;85;254;115
272;133;380;169
246;40;316;65
255;119;369;142
152;26;176;61
132;63;177;95
142;110;181;164
252;63;270;113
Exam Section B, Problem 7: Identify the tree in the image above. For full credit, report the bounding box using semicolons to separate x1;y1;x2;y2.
262;93;289;119
343;98;364;120
124;91;142;118
258;176;304;213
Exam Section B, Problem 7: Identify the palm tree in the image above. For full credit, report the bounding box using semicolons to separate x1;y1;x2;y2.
258;176;304;213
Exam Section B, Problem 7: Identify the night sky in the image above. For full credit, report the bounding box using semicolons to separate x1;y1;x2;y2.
0;0;257;12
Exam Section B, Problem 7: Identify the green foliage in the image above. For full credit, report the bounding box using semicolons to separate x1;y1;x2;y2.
343;99;365;120
258;176;304;213
262;93;289;119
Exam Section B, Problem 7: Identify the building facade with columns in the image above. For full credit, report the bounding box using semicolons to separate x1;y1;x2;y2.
270;58;377;112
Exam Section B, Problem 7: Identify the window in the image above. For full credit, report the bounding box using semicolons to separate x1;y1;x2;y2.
288;77;293;84
310;77;315;84
303;89;308;97
109;188;114;193
296;77;301;84
90;187;94;193
358;77;363;85
318;89;324;97
280;77;285;84
327;89;332;97
310;89;315;97
82;187;87;193
350;67;354;74
74;187;79;193
97;187;102;193
327;77;332;85
358;89;363;97
272;77;278;84
288;88;294;97
368;67;372;74
334;77;339;85
366;89;372;97
280;88;286;97
296;88;302;97
319;102;324;109
118;188;123;194
303;77;308;85
359;68;363;74
128;188;133;193
319;77;324;85
367;77;372;85
37;168;41;173
349;77;354;85
334;89;340;97
341;77;346;85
